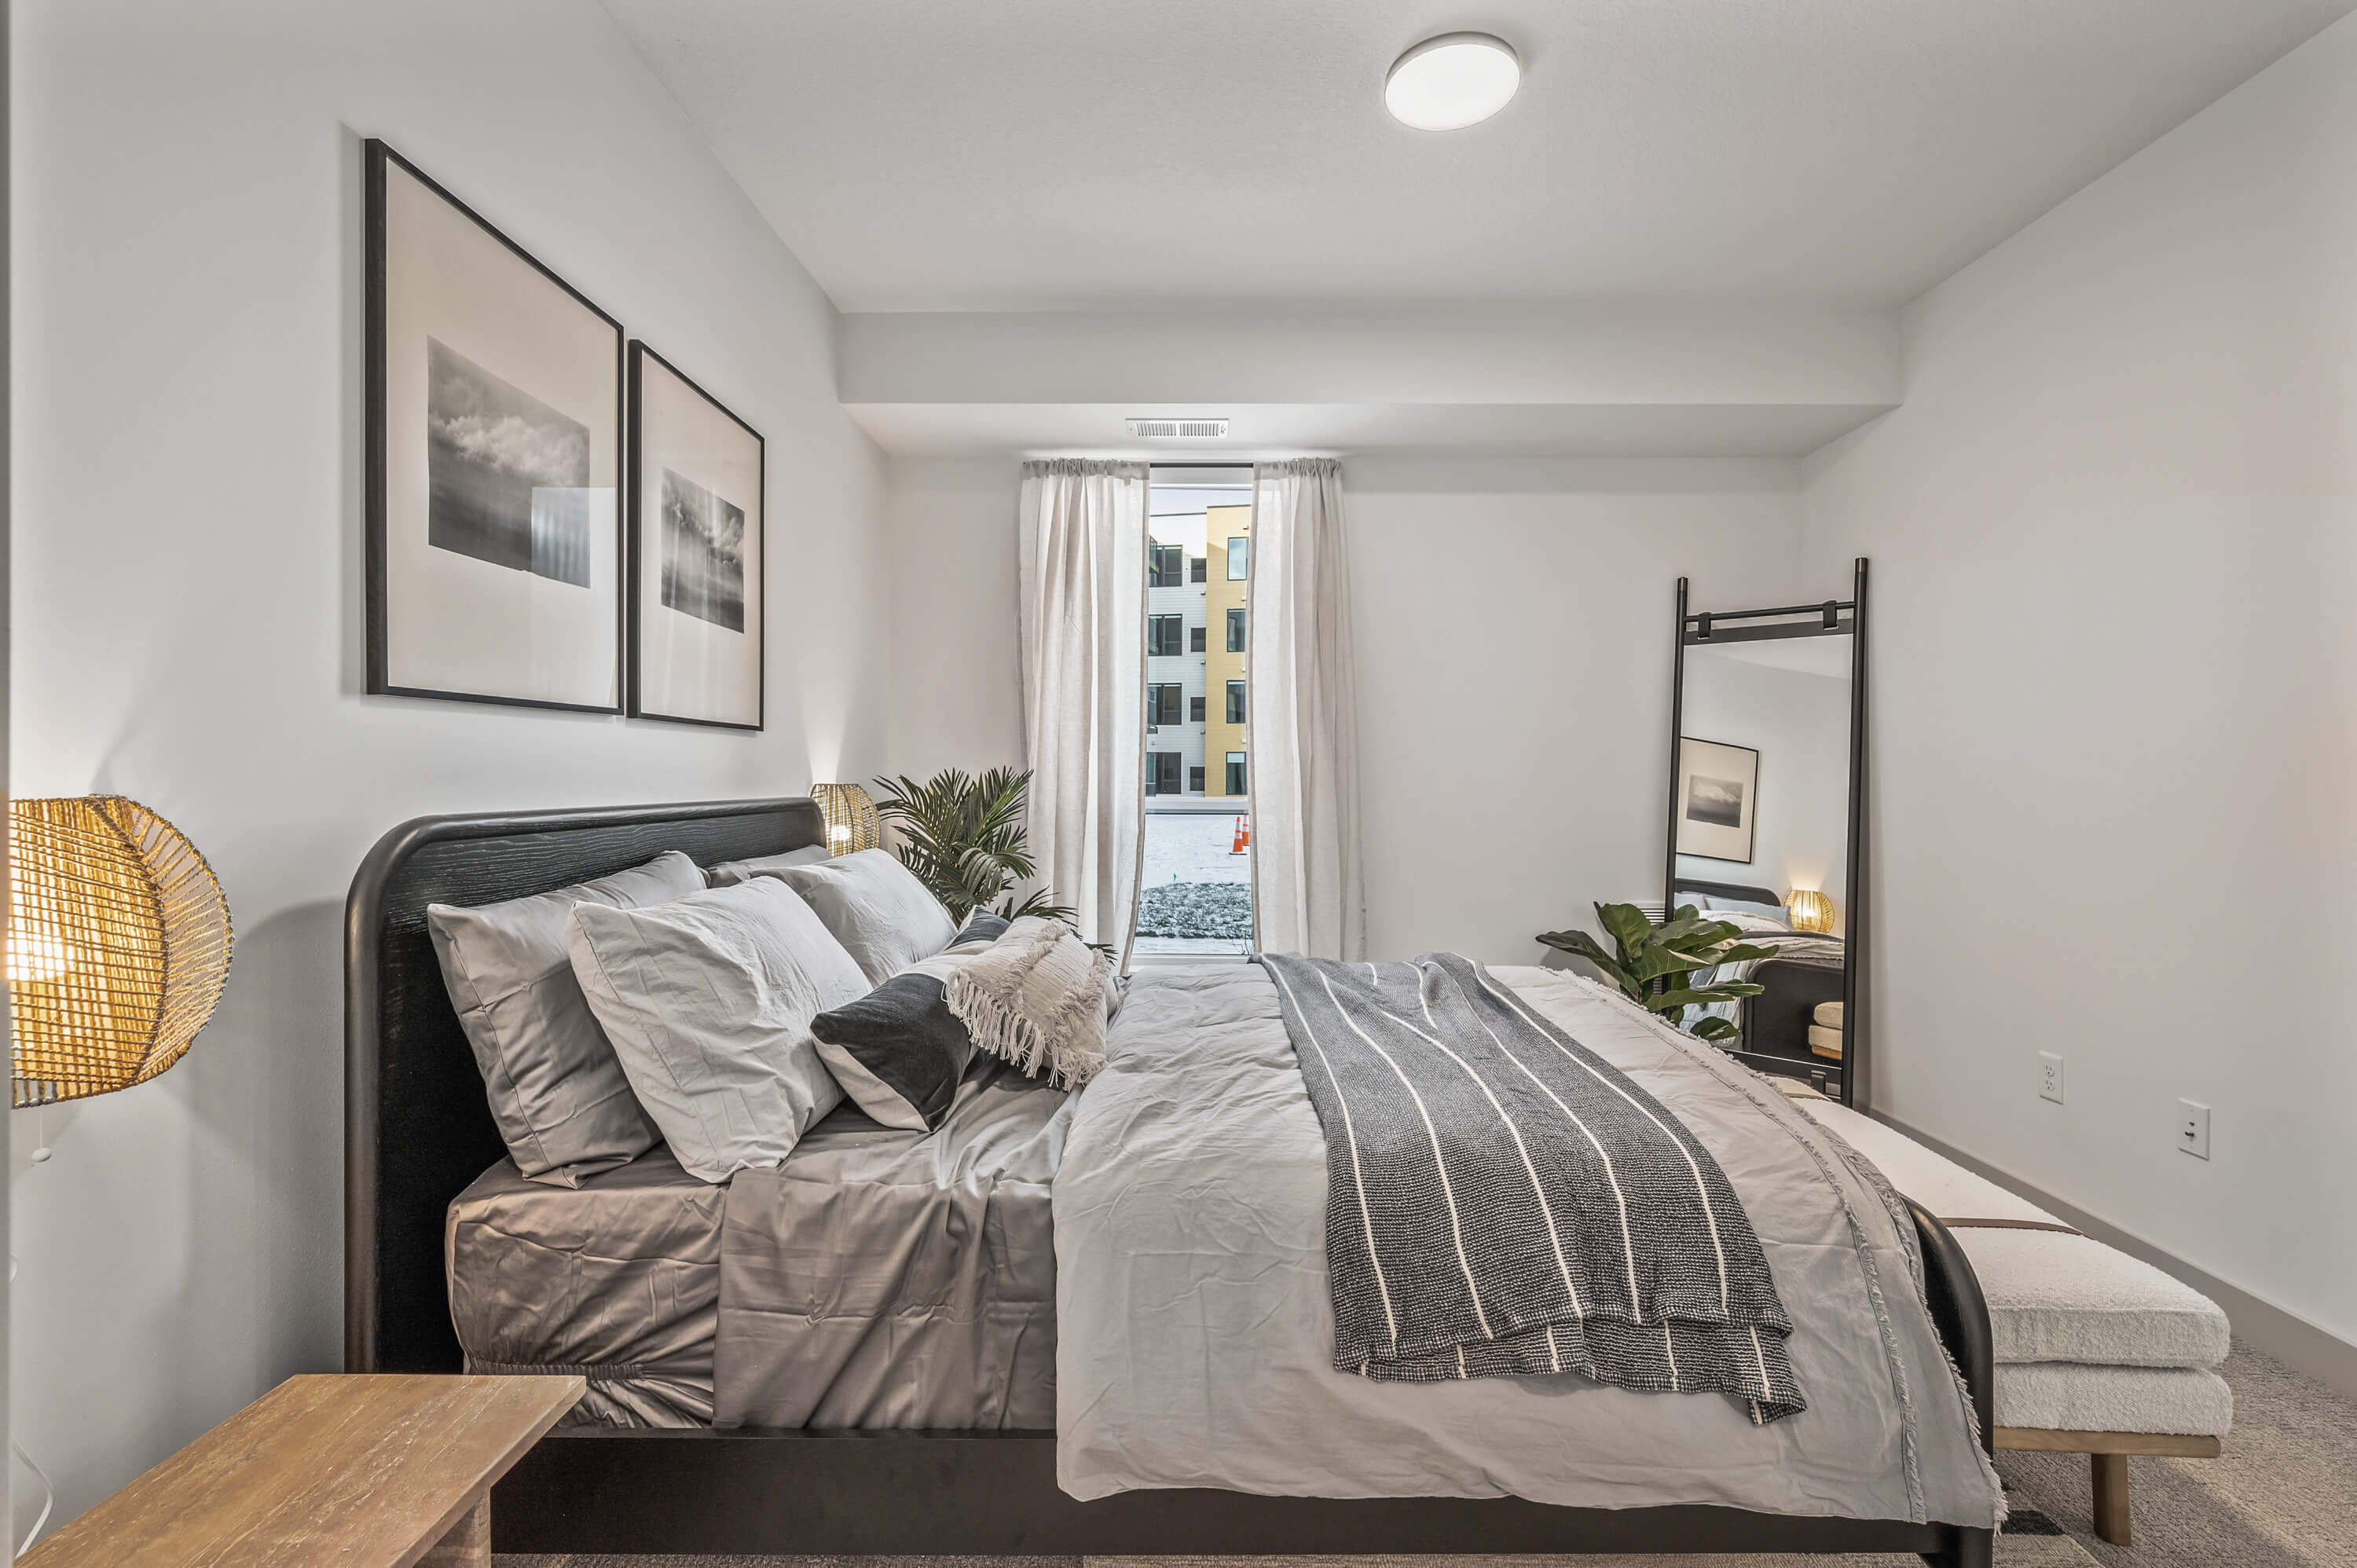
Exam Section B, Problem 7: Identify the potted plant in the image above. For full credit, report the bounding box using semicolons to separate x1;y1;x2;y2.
871;767;1076;925
1536;903;1780;1042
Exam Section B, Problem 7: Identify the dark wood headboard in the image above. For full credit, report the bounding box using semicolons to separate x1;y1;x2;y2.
343;796;826;1373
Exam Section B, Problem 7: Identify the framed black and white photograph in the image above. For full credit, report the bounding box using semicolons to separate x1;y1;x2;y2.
365;139;624;711
628;342;764;729
1676;736;1760;863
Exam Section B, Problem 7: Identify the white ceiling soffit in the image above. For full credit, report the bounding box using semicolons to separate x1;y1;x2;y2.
838;305;1898;457
606;0;2355;313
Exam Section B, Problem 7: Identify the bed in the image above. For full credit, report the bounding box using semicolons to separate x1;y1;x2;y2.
347;795;1999;1563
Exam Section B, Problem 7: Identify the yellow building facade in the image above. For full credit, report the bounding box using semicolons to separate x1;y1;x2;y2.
1204;504;1250;797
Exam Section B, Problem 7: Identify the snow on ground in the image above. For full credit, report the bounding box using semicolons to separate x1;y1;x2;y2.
1135;808;1254;952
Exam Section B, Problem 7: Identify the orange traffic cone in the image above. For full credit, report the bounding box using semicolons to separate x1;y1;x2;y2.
1231;817;1251;854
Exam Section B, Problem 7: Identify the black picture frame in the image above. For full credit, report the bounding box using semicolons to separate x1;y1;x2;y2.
626;341;766;731
365;138;627;713
1673;735;1761;864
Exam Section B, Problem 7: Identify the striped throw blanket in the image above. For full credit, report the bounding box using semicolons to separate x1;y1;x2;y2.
1261;952;1805;1423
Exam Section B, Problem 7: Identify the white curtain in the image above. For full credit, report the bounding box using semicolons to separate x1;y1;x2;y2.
1248;458;1365;959
1017;459;1149;964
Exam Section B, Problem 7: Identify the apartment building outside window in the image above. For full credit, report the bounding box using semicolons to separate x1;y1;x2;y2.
1227;536;1249;579
1149;544;1186;587
1226;607;1245;652
1189;625;1206;653
1226;752;1248;794
1147;751;1182;795
1148;614;1183;657
1226;680;1246;724
1148;683;1183;728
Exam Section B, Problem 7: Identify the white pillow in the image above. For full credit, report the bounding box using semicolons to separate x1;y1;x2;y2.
766;848;959;987
704;844;834;888
566;877;870;1183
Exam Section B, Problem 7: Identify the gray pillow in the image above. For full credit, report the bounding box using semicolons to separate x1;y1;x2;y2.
426;850;702;1185
566;877;871;1183
705;843;833;888
767;848;959;986
809;951;979;1131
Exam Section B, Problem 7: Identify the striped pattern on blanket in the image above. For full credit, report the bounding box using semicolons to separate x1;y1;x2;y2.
1260;951;1805;1423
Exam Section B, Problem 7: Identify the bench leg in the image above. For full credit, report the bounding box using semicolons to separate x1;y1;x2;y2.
2090;1452;2131;1547
417;1497;491;1568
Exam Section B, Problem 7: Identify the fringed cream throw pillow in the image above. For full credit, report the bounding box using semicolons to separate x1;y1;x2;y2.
944;915;1112;1089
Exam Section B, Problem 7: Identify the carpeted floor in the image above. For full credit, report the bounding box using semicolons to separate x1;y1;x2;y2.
497;1339;2357;1568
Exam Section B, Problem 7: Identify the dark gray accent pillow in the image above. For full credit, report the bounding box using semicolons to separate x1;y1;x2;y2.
809;953;977;1131
426;850;703;1185
950;911;1011;949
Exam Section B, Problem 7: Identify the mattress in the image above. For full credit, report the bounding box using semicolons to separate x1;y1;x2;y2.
448;1144;724;1428
1054;962;2003;1528
447;1057;1070;1430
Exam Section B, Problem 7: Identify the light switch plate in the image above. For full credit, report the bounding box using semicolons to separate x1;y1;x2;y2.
2178;1100;2211;1160
2038;1051;2065;1104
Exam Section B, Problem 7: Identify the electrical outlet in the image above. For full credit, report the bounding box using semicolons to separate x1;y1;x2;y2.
2178;1100;2211;1160
2038;1051;2065;1105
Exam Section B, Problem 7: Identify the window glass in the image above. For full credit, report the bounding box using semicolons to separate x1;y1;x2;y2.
1227;536;1249;580
1189;766;1205;792
1189;694;1204;722
1226;680;1246;724
1148;683;1182;726
1149;544;1185;587
1189;625;1206;654
1147;614;1182;657
1226;752;1248;794
1226;607;1245;652
1148;751;1181;795
1190;556;1207;584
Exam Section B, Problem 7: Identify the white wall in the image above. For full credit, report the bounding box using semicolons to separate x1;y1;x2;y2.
882;455;1816;962
9;0;889;1534
1347;459;1812;961
1802;10;2357;1357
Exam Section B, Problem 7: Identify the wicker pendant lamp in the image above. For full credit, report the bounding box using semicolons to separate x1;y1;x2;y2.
8;796;233;1107
810;782;882;856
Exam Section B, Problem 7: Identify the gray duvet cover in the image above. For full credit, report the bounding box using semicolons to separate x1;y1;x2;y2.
1054;964;2003;1526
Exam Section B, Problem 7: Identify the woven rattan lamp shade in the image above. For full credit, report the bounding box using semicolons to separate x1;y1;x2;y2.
9;796;233;1107
1786;888;1836;935
811;782;882;856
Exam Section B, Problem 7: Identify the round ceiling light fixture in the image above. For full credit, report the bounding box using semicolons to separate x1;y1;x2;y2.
1384;32;1521;131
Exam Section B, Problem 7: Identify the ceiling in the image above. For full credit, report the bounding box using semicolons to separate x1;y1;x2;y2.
605;0;2355;313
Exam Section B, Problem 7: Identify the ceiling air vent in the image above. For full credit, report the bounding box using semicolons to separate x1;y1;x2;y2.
1126;418;1229;438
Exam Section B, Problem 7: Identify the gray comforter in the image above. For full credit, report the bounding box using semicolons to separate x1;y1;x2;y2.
1055;964;2003;1526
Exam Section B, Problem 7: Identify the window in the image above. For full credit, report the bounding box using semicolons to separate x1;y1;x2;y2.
1149;544;1186;588
1226;680;1247;724
1189;766;1205;793
1147;614;1183;657
1148;752;1182;796
1189;625;1206;654
1226;752;1248;795
1189;694;1204;722
1226;607;1245;653
1148;683;1182;727
1190;556;1207;583
1226;536;1249;580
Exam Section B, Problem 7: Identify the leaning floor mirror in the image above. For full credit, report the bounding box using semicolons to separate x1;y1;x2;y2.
1663;559;1868;1107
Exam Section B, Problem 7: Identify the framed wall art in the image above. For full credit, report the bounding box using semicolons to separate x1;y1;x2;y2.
365;139;625;711
627;342;764;729
1675;735;1760;863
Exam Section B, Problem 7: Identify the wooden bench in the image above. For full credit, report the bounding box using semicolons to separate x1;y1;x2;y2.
21;1374;582;1567
1996;1426;2223;1548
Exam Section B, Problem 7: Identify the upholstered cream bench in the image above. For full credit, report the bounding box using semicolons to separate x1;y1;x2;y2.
1791;1094;2231;1547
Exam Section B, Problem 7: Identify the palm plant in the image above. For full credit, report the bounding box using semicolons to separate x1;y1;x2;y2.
870;767;1076;925
1536;903;1781;1042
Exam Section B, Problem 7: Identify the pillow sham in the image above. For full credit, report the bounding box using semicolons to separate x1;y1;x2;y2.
808;950;980;1131
425;849;702;1185
767;848;959;986
704;844;834;888
948;910;1011;951
566;877;871;1183
944;915;1113;1090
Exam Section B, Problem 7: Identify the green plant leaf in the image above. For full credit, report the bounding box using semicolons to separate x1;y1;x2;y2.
1536;929;1640;998
1686;981;1765;1001
1713;943;1783;965
1689;1016;1738;1042
1595;903;1653;963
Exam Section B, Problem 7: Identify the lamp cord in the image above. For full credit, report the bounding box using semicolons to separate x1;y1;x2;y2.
12;1116;59;1556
